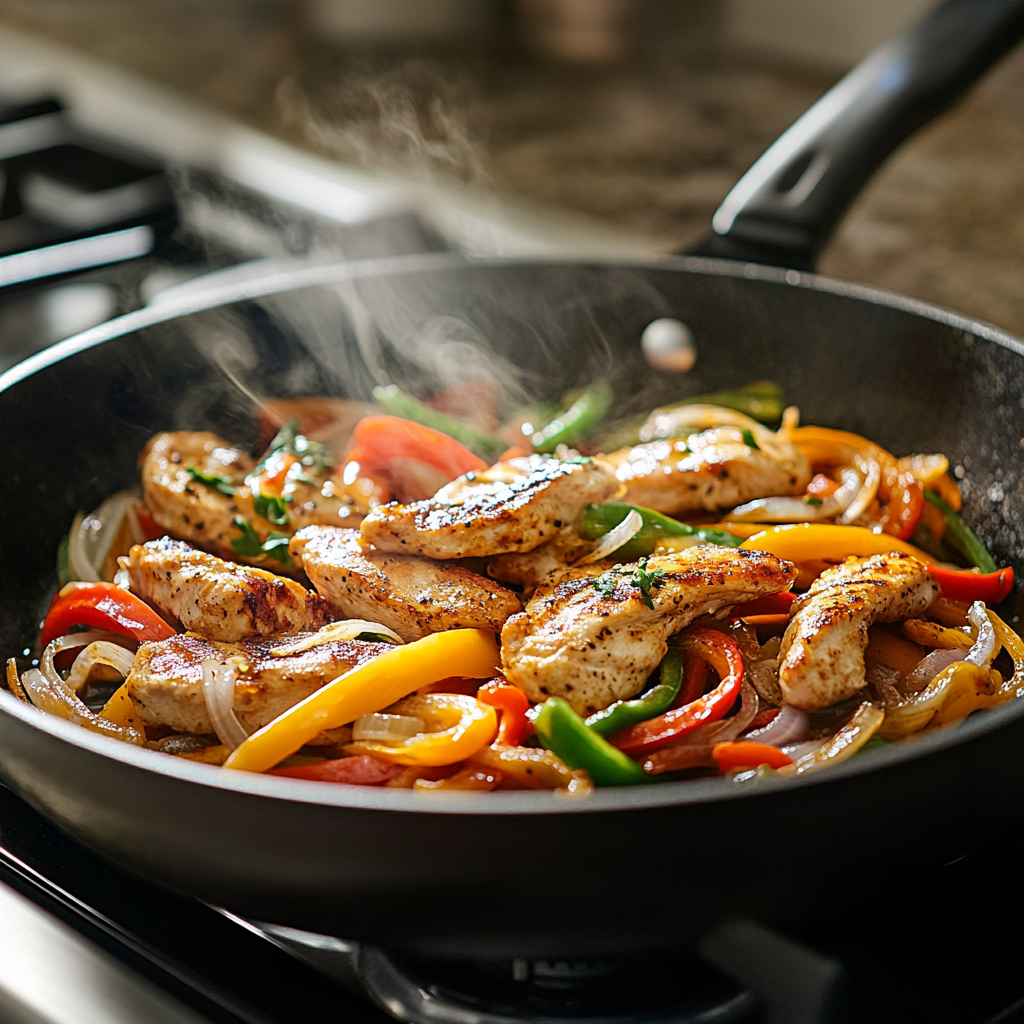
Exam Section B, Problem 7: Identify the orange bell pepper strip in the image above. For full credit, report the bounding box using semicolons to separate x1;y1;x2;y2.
40;582;176;650
713;741;794;772
346;416;486;483
610;628;744;757
224;629;499;773
477;680;533;746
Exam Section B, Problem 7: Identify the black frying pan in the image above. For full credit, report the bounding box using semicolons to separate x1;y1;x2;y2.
2;0;1024;960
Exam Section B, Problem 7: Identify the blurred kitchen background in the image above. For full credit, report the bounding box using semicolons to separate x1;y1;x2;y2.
0;0;1023;363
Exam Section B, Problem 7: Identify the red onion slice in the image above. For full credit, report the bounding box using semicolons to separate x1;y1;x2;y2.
903;648;966;694
743;704;808;747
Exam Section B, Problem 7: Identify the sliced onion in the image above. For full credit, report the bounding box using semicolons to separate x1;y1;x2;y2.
744;704;808;746
63;642;136;694
726;467;862;524
19;664;144;745
67;489;141;583
40;632;133;692
838;455;881;525
270;620;404;656
352;713;426;743
903;648;966;694
6;658;29;703
964;601;997;668
202;659;249;750
576;510;644;565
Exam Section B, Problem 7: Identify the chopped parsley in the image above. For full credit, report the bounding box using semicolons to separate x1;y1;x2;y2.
355;631;400;645
740;428;760;450
592;573;619;598
632;556;668;609
562;455;595;465
804;496;824;506
253;491;290;526
186;467;237;497
256;418;335;475
230;517;294;567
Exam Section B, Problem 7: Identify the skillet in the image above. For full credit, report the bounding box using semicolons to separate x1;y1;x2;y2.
3;0;1024;959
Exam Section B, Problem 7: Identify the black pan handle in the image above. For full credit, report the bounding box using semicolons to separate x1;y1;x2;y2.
691;0;1024;270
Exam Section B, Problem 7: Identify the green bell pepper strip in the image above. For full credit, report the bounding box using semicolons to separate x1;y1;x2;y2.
531;698;649;786
687;380;784;424
585;649;682;737
531;383;613;453
372;384;507;460
580;502;742;559
923;490;997;574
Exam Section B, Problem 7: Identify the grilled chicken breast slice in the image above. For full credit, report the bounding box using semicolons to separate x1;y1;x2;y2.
127;537;331;642
291;526;522;642
486;524;592;592
603;426;809;516
779;553;938;710
501;546;797;716
126;632;390;734
359;455;621;560
140;431;368;568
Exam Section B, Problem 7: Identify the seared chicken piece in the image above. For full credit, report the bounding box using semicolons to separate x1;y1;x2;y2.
603;425;809;517
127;537;331;642
291;526;521;642
779;553;938;710
501;546;797;715
127;632;390;734
140;431;369;568
487;523;592;592
360;455;621;560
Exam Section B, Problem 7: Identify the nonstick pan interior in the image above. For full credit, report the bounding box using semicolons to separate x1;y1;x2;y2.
2;253;1024;956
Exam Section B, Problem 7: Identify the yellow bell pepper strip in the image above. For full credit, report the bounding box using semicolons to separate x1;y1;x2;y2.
223;629;499;773
902;618;973;651
344;693;497;766
879;662;997;737
788;426;924;539
739;523;935;564
413;766;505;791
469;744;593;795
100;684;146;731
779;703;884;774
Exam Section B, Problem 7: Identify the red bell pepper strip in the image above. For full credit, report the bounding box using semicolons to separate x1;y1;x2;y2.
610;628;744;757
676;654;709;707
40;582;176;650
878;462;924;540
728;592;796;620
347;416;486;482
477;680;533;747
712;741;794;772
930;564;1014;605
269;754;404;785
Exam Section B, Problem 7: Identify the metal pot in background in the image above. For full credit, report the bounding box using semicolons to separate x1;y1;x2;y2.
301;0;498;47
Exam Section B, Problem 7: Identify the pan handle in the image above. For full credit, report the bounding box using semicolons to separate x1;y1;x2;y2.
691;0;1024;270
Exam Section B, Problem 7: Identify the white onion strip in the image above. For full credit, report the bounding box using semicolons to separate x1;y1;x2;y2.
202;659;249;750
743;704;808;747
576;510;644;565
352;713;426;743
270;620;404;657
838;455;881;525
727;467;862;524
67;490;140;582
964;601;998;668
64;642;136;694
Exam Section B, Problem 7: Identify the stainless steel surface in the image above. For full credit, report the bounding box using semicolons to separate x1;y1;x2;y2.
0;877;209;1024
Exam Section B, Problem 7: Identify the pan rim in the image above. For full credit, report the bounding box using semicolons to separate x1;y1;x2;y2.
2;250;1022;816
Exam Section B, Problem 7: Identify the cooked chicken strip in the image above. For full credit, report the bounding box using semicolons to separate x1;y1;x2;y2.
127;537;331;642
501;546;797;716
140;431;368;568
360;455;621;560
127;632;390;734
779;553;938;711
486;523;592;592
603;425;809;516
291;526;521;642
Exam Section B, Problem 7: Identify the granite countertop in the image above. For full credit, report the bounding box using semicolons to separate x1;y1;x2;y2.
2;0;1024;335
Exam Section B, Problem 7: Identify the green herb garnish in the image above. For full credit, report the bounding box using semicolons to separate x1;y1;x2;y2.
592;573;619;599
253;491;290;526
562;455;595;465
255;418;335;475
231;516;264;558
186;467;237;497
261;531;295;567
632;556;669;610
740;428;760;450
804;496;823;506
355;631;400;645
